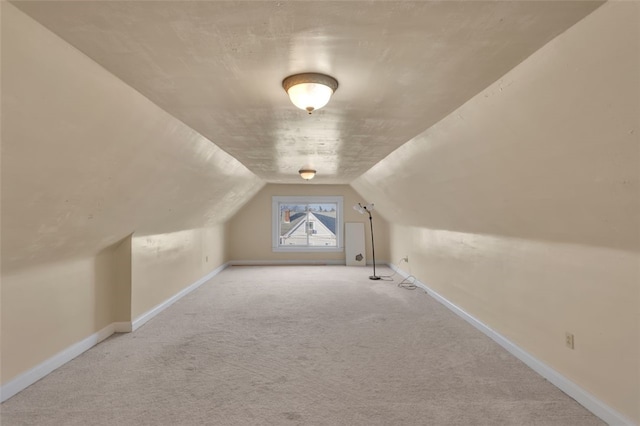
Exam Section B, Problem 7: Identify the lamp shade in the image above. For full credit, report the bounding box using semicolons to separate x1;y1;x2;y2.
354;202;374;213
299;169;316;180
283;73;338;114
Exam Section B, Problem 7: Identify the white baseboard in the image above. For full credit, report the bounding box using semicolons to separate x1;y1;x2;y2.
387;263;635;426
1;323;115;403
1;262;230;403
4;261;632;424
229;259;345;266
227;259;391;267
131;262;229;331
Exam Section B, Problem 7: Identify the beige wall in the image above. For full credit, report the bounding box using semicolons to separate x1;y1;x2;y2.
2;0;637;421
112;235;133;323
1;4;263;384
352;2;639;422
227;184;389;264
1;256;114;382
131;226;226;319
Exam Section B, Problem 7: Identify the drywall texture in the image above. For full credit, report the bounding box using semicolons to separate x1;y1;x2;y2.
1;254;115;383
1;4;263;384
112;235;133;323
9;1;603;185
352;2;639;422
227;184;390;265
131;226;227;319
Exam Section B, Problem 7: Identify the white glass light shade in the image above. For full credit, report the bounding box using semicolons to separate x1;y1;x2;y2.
299;169;316;180
353;202;374;214
283;73;338;114
287;83;334;113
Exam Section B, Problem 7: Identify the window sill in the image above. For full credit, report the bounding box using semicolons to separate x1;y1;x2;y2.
272;247;344;253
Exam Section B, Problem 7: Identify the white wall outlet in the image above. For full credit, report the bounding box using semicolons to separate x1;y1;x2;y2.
565;332;574;349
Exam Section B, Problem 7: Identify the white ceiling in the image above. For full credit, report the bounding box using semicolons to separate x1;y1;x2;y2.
12;1;603;184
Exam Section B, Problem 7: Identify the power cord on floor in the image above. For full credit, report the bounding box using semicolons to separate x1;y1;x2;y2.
398;275;418;290
392;257;418;290
377;276;394;281
377;258;417;289
375;257;405;280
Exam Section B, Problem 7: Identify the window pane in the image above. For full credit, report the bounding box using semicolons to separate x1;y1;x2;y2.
272;196;343;252
308;203;337;247
279;204;308;246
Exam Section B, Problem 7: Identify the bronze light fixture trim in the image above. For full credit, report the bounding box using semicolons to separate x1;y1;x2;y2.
298;169;317;180
282;73;339;114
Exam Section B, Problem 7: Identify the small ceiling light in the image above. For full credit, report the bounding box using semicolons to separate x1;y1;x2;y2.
299;169;316;180
282;73;338;114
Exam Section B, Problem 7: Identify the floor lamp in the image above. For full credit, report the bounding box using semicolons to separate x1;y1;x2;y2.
354;202;381;280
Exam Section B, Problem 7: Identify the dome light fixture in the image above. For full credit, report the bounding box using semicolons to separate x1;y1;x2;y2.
282;73;338;114
298;168;316;180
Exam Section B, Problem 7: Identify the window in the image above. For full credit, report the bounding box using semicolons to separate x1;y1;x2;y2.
272;196;343;252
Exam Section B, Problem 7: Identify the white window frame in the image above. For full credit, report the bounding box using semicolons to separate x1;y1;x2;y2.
272;195;344;252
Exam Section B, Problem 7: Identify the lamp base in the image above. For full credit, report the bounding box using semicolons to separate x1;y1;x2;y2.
369;275;381;280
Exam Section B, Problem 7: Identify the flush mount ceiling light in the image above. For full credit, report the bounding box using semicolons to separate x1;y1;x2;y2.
282;73;338;114
298;168;316;180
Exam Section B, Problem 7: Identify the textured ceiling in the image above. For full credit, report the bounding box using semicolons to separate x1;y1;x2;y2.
12;1;603;184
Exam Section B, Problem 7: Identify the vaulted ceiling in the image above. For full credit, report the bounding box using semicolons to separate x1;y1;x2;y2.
12;0;603;184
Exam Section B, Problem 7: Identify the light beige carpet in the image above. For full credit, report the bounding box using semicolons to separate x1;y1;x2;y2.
1;266;603;425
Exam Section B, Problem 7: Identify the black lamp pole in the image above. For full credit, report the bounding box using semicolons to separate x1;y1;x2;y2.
363;205;380;280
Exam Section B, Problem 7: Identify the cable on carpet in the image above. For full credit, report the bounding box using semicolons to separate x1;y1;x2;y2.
398;275;418;290
376;257;408;280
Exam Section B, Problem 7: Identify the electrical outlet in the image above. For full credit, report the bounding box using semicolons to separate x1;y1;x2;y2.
565;332;574;349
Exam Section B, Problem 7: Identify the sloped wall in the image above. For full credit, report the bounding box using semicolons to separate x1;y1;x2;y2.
352;2;639;422
1;3;263;384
